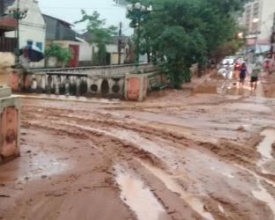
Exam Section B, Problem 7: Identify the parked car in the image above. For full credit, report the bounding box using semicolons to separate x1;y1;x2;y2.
221;58;235;69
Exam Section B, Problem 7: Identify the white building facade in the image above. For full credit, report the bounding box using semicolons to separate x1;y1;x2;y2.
242;0;275;45
5;0;46;67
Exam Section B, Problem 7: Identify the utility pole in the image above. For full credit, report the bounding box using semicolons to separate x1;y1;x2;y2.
8;0;28;66
270;13;275;60
118;22;122;65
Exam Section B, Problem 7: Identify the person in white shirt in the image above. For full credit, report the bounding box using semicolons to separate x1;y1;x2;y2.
19;48;30;69
250;62;262;91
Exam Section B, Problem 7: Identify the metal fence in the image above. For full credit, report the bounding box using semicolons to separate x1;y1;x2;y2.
0;37;16;53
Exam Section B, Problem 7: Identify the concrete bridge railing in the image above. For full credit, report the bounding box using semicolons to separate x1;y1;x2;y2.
9;64;159;99
30;63;152;74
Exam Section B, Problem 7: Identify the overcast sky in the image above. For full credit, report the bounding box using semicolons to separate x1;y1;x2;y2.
38;0;132;35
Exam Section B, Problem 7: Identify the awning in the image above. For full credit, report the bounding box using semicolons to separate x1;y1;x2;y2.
246;38;270;46
247;45;271;54
255;45;271;54
0;17;17;32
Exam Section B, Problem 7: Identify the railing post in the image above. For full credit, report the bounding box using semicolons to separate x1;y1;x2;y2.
76;76;80;96
65;76;70;96
55;75;60;95
46;75;52;94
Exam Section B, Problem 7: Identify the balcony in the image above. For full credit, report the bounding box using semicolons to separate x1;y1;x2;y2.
0;16;17;52
0;37;16;53
0;17;17;31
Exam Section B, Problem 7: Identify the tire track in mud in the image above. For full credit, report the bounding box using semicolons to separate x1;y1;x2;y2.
23;120;165;170
23;108;260;170
22;119;207;219
22;105;275;183
22;114;215;219
24;109;275;219
21;94;248;116
21;103;275;220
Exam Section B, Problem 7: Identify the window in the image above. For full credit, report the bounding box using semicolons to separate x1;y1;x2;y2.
27;40;33;47
36;42;43;51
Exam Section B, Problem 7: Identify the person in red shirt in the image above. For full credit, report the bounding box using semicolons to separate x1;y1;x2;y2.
264;59;270;74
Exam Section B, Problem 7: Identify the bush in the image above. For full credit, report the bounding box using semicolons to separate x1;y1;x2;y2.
45;44;73;65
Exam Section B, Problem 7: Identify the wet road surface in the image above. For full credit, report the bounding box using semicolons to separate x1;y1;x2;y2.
1;79;275;220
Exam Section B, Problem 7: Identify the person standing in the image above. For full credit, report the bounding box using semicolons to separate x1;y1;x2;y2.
239;63;247;88
250;62;262;91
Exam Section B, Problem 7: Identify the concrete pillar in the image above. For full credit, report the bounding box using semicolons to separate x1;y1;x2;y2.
124;74;148;101
0;87;21;164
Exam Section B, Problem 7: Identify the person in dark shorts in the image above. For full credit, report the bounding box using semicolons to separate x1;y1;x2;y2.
250;62;261;91
239;63;247;88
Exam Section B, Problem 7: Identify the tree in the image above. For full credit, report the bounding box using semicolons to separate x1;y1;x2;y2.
126;0;248;88
45;44;73;67
75;10;118;65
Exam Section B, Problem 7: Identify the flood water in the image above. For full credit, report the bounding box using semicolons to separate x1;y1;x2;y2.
115;164;167;220
139;161;215;220
256;129;275;174
252;180;275;219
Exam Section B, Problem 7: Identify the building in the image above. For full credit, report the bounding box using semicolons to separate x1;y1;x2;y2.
0;17;17;53
269;13;275;60
1;0;46;67
43;14;82;67
113;0;128;6
241;0;275;51
43;14;101;67
81;32;128;65
44;14;130;67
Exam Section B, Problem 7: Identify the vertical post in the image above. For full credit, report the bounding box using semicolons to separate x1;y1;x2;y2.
254;32;258;62
16;0;20;65
0;1;4;17
118;22;122;65
270;13;275;60
253;27;258;60
134;16;141;73
252;18;260;62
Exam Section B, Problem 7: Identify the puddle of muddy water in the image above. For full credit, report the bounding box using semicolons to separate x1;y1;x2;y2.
218;205;225;213
115;164;167;220
256;129;275;174
139;161;215;220
0;146;69;182
257;129;275;160
235;165;275;219
252;180;275;219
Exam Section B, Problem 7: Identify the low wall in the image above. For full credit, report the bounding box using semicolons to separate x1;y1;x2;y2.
9;64;159;100
7;62;201;101
10;72;126;98
0;88;21;164
146;71;168;91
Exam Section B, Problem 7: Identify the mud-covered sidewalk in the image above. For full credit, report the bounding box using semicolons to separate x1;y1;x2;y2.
1;85;275;219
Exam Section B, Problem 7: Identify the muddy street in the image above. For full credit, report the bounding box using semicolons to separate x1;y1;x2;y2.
1;89;275;220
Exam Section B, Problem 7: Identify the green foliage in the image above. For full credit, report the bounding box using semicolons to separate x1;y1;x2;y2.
45;44;73;64
75;10;118;65
126;0;248;88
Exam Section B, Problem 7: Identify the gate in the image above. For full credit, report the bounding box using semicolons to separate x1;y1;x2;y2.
0;37;16;53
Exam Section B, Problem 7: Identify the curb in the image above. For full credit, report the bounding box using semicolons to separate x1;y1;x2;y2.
17;95;123;105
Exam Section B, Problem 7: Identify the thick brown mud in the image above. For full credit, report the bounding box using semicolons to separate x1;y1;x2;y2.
1;78;275;219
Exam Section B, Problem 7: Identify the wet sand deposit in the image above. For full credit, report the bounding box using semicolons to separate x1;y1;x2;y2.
1;86;275;219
